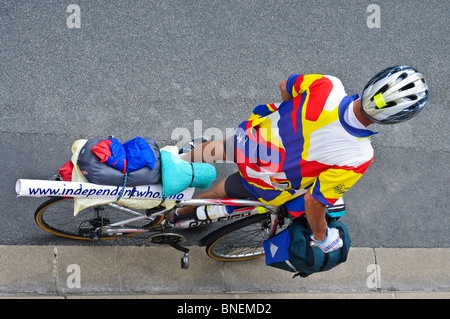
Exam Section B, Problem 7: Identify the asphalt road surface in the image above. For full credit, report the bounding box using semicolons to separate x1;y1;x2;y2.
1;0;448;248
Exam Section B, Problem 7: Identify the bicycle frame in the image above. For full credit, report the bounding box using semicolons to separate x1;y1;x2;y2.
101;198;276;235
89;197;279;268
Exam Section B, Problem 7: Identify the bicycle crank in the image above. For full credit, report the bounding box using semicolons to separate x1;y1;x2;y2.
147;232;186;245
147;233;189;269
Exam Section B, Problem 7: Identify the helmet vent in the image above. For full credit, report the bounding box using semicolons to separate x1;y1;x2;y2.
399;82;415;91
385;101;397;107
372;84;389;101
405;95;418;101
396;72;408;83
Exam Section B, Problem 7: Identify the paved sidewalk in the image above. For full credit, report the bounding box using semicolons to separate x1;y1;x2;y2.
0;245;448;298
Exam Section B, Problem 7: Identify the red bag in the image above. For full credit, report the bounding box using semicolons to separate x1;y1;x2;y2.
59;161;74;181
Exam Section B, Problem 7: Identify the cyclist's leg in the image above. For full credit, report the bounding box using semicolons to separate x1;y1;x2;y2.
175;139;226;217
179;139;226;164
223;171;254;199
175;172;253;217
175;177;228;216
179;134;236;164
176;135;241;217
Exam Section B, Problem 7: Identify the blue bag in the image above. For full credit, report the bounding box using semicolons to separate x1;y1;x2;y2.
77;137;161;187
263;216;351;278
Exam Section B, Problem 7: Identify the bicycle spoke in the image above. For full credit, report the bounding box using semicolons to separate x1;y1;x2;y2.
209;218;268;259
206;213;292;261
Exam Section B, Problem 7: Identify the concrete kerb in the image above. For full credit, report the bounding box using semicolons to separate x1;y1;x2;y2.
3;292;450;299
0;245;448;297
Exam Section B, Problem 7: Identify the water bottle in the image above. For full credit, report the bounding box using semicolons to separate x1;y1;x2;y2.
196;205;232;221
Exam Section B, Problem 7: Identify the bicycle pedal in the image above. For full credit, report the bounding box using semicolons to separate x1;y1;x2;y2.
181;252;189;269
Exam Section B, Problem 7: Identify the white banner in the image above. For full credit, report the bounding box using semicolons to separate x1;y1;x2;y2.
15;179;194;201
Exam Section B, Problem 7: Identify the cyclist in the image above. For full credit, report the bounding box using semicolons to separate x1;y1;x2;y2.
176;65;428;253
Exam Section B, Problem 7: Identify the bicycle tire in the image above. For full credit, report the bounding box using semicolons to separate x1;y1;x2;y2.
205;214;272;262
34;197;160;240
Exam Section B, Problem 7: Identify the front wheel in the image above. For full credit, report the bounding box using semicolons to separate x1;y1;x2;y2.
205;214;273;261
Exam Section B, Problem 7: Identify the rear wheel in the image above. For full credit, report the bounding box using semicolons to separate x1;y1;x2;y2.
34;197;160;240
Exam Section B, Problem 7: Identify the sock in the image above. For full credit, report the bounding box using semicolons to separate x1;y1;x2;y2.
168;208;179;222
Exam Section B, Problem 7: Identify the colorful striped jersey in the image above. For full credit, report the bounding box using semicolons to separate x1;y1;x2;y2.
235;74;377;216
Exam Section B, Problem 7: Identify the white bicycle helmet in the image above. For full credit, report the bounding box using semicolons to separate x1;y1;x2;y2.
361;65;428;124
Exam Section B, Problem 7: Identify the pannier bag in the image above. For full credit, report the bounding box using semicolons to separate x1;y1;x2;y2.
263;216;351;278
77;137;161;187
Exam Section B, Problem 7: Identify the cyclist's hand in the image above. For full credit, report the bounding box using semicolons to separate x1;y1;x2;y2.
311;227;343;253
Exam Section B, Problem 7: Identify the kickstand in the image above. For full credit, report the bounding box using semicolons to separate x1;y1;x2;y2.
162;236;190;269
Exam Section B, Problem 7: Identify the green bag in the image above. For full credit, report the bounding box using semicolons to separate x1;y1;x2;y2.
263;216;351;278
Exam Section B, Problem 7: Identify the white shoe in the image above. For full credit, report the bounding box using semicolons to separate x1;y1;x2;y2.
179;136;209;154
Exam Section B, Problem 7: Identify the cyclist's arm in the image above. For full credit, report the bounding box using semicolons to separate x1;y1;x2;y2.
306;160;372;241
279;80;292;102
304;191;327;242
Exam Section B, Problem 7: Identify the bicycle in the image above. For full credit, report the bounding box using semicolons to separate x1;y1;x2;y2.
34;192;293;269
27;138;344;270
